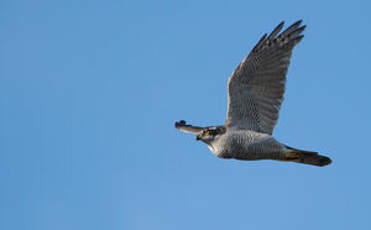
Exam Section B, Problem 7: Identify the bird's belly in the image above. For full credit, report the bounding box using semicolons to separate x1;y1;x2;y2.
211;131;284;160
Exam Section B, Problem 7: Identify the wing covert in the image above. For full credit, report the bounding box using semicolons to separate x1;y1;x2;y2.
175;120;203;134
226;20;305;134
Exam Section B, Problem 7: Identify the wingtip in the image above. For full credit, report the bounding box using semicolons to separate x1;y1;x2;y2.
175;120;186;129
275;20;284;27
295;19;303;25
267;21;285;41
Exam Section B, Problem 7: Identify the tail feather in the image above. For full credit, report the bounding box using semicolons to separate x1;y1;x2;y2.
284;146;332;167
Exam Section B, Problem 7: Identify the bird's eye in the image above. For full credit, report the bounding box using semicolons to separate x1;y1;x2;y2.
204;130;210;136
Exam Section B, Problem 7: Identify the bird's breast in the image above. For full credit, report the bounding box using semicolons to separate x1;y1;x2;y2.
208;130;278;159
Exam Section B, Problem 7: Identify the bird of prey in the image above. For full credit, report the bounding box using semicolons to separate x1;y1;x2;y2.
175;20;331;167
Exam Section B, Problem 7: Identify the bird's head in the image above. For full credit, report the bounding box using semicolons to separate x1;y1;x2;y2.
196;126;226;144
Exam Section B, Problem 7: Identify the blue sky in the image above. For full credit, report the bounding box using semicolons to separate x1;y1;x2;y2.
1;0;371;229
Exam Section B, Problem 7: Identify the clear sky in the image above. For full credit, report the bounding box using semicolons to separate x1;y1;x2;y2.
1;0;371;229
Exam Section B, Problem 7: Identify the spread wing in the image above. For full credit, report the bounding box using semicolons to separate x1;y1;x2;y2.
225;20;305;135
175;120;203;134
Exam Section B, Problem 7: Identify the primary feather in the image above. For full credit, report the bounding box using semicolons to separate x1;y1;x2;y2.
175;20;332;167
226;20;305;134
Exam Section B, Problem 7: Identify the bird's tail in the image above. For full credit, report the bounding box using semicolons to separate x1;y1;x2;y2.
283;146;332;167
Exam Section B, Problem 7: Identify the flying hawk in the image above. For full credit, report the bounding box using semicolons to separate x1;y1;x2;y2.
175;20;331;167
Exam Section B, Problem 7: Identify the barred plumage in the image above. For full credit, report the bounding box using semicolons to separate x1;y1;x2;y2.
175;20;332;167
226;20;305;134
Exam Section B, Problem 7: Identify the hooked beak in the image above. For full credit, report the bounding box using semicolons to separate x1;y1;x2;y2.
196;133;202;141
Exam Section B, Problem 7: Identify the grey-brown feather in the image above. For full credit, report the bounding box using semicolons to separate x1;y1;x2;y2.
226;20;305;135
175;20;332;166
211;129;288;160
174;120;203;134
